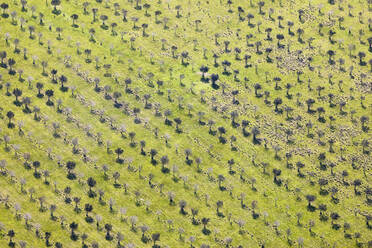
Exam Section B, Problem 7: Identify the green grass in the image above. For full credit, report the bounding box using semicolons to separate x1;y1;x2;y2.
0;0;370;247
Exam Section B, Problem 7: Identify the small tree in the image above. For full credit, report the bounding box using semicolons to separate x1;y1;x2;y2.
152;232;160;247
6;111;15;129
51;0;61;15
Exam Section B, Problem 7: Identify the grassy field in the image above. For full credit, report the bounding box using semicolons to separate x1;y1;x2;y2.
0;0;371;247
